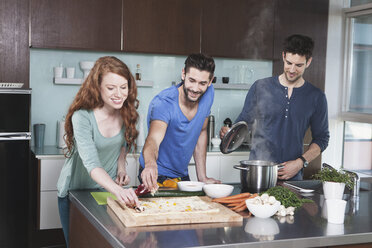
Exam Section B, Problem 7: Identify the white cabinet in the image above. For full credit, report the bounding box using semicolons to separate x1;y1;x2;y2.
37;154;139;230
188;155;220;181
39;158;65;229
40;191;61;229
220;154;249;183
126;154;139;186
188;152;249;183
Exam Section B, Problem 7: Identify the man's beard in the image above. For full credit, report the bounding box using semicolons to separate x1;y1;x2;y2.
285;71;302;83
183;85;205;103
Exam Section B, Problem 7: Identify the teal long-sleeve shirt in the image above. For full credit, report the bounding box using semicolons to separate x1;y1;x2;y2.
57;109;125;198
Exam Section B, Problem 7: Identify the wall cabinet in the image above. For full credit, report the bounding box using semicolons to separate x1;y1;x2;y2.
30;0;122;51
0;0;29;88
122;0;201;55
201;0;275;59
272;0;329;91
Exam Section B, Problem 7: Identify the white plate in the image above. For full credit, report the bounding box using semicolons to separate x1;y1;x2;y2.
177;181;205;192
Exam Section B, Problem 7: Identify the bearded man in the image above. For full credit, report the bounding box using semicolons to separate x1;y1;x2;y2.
139;53;220;191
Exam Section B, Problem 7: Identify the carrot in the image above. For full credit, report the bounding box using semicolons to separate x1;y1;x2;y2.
227;202;241;207
231;200;247;210
212;192;251;202
213;198;249;204
234;204;248;212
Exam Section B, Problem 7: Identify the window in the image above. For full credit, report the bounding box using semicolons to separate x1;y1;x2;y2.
343;121;372;170
342;5;372;123
342;4;372;171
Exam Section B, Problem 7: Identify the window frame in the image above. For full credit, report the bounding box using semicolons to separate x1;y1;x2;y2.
341;4;372;124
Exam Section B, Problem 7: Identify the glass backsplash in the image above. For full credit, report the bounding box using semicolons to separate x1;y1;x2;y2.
30;48;272;146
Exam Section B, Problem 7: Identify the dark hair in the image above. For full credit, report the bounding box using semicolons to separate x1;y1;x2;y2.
184;53;215;79
283;34;314;61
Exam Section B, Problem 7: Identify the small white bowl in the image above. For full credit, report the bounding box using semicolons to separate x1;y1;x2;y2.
211;137;221;147
177;181;205;192
203;184;234;198
246;198;280;218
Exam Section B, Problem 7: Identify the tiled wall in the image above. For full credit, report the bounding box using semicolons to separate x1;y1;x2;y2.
30;48;272;146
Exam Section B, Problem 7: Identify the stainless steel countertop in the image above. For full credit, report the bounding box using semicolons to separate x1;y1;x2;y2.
69;185;372;248
31;145;250;159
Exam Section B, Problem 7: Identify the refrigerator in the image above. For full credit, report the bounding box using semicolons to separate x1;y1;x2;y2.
0;88;31;247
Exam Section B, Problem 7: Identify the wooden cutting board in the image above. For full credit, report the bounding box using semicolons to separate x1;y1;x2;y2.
107;196;243;227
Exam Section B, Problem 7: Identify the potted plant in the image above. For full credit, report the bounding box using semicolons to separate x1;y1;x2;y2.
312;167;354;200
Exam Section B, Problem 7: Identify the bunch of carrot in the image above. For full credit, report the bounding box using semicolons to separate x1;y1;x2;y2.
212;192;258;213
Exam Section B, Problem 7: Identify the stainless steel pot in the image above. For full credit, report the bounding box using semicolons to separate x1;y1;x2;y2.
233;160;280;193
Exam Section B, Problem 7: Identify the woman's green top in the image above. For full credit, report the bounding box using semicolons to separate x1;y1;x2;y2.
57;109;125;198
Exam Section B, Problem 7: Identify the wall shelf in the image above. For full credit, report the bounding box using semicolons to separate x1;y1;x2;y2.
213;83;251;90
54;78;83;85
54;78;154;87
136;80;153;87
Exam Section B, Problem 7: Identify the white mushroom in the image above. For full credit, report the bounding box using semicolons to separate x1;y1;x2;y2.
268;196;277;205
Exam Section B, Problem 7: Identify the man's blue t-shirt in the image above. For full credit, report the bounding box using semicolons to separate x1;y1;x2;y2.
139;83;214;178
236;76;329;180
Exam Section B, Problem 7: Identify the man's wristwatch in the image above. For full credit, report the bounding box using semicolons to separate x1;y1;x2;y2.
299;156;309;168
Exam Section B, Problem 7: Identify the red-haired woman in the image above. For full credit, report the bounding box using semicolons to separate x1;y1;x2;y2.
57;56;140;246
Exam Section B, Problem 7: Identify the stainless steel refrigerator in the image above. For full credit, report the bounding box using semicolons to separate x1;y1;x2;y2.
0;88;31;247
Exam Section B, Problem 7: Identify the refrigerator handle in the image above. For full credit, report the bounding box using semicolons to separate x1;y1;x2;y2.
0;132;31;140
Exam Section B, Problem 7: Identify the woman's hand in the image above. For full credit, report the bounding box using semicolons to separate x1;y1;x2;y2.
114;187;139;207
115;171;130;186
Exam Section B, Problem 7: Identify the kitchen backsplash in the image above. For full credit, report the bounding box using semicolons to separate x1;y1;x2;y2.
30;48;272;146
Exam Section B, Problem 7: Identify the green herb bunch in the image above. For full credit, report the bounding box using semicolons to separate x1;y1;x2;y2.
262;186;313;209
312;167;354;190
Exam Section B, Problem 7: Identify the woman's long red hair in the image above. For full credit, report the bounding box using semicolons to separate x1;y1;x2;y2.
64;56;139;157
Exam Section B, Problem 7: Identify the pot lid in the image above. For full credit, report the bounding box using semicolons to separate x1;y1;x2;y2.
220;121;248;154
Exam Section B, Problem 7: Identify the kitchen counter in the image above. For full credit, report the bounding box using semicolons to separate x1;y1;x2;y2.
31;145;250;159
69;185;372;248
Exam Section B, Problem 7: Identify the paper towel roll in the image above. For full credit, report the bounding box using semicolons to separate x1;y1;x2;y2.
57;120;66;148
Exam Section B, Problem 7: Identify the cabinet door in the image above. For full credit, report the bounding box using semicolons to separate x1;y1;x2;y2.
126;154;139;186
0;0;29;88
272;0;329;91
30;0;122;51
40;159;65;191
188;155;220;181
202;0;274;59
40;191;61;229
220;154;249;183
123;0;201;55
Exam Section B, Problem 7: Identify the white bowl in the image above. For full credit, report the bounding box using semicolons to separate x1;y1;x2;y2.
177;181;205;192
246;198;280;218
79;61;95;70
203;184;234;198
244;217;279;235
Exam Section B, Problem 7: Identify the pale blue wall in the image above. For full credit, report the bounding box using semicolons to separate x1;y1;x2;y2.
30;48;272;146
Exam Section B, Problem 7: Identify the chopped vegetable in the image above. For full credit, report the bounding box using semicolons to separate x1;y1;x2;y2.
263;186;313;209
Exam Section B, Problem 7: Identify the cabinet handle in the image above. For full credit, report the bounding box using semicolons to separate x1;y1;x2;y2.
189;162;196;166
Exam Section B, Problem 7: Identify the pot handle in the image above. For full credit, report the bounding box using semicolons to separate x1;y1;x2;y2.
233;165;250;171
277;164;284;170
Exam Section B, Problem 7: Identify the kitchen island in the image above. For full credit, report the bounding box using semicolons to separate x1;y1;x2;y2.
69;184;372;248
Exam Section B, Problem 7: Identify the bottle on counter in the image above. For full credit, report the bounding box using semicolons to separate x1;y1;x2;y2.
135;64;142;81
207;115;215;147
